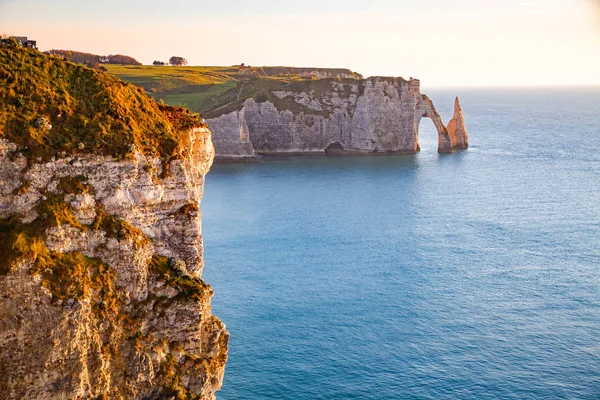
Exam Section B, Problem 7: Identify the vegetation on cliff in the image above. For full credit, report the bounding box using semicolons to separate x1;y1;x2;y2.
203;77;367;119
0;45;204;160
105;64;363;116
150;255;211;301
0;175;141;276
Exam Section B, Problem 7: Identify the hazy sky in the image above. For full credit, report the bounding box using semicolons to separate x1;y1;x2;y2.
1;0;599;86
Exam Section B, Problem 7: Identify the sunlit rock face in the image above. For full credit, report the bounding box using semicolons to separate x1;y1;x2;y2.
206;77;467;160
447;97;469;150
0;128;229;400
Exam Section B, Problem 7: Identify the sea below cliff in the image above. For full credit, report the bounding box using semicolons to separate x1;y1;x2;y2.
202;88;600;399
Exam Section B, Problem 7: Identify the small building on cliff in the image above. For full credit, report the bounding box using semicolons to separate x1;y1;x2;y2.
0;36;37;49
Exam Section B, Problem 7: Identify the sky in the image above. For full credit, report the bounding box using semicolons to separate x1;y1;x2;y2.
1;0;599;87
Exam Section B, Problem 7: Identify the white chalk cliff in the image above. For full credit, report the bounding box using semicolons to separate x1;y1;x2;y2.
205;77;468;161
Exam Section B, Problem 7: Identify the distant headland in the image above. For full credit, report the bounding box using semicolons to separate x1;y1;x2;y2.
107;64;469;162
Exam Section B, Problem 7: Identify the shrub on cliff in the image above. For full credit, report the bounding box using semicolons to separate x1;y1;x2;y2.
0;46;204;160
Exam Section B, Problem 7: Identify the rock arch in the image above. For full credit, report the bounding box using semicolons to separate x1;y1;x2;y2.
324;141;344;155
416;94;453;153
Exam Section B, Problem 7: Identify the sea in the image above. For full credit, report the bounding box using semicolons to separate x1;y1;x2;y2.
201;88;600;399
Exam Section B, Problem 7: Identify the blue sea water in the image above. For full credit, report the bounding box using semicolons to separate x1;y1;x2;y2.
201;88;600;399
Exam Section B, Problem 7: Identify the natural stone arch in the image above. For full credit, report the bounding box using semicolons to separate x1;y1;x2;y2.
415;94;453;153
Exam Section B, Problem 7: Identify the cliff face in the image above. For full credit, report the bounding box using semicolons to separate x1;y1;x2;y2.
205;77;467;160
0;45;229;399
0;128;228;399
208;109;257;162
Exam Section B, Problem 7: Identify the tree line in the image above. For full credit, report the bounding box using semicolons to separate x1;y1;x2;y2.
153;56;188;66
46;50;142;65
46;50;189;67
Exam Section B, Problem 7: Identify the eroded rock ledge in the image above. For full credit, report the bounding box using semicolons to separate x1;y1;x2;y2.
206;77;469;161
0;127;228;399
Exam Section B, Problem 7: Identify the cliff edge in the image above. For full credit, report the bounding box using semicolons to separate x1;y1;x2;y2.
0;45;228;399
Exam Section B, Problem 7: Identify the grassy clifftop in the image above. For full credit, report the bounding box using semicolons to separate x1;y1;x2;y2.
106;64;363;117
0;45;203;160
201;77;362;119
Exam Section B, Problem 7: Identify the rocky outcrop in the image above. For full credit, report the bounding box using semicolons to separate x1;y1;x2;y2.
0;127;228;399
447;97;469;150
206;108;257;163
206;77;467;160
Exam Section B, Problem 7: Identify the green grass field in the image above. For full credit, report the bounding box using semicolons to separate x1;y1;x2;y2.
158;82;238;114
105;65;252;114
105;65;239;86
105;64;361;116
